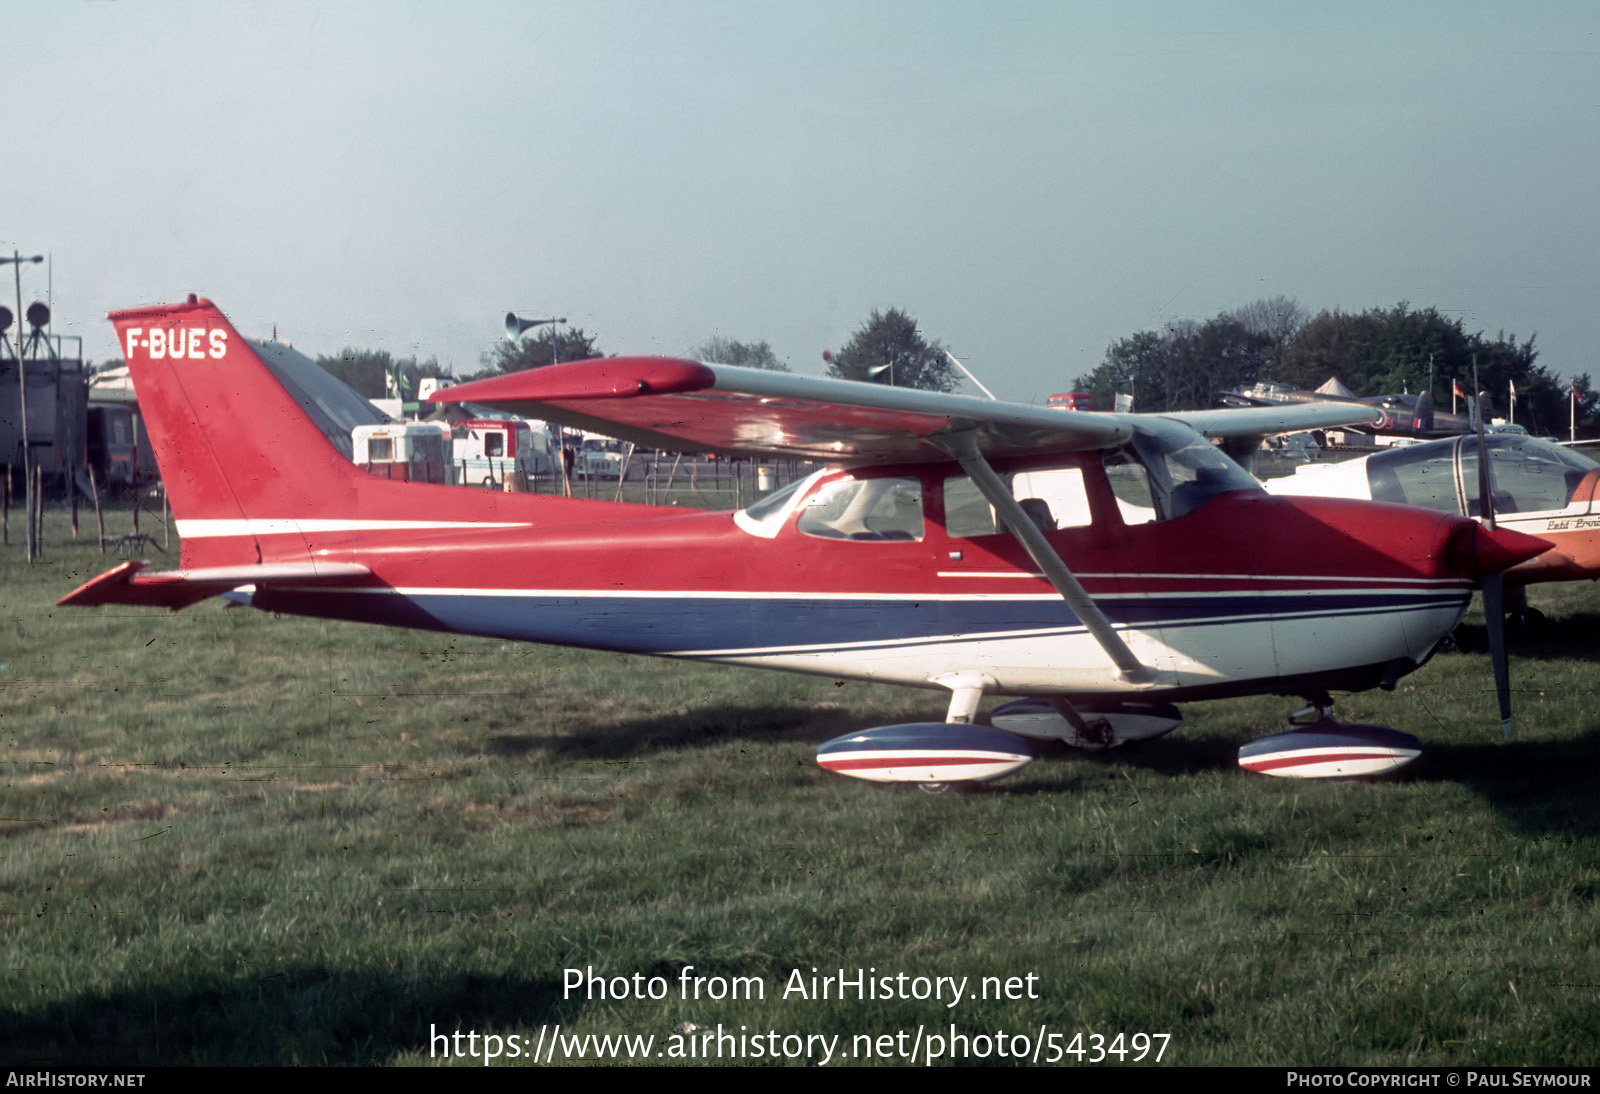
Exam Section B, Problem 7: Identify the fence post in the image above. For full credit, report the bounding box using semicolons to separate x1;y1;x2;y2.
89;465;104;553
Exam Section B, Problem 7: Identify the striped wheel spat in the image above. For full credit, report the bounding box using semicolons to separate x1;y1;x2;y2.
1239;724;1421;778
817;723;1034;784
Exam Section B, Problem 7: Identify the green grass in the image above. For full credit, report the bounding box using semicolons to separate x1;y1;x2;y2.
3;503;1598;1066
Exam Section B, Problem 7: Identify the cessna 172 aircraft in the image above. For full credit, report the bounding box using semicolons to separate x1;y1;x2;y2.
60;298;1550;789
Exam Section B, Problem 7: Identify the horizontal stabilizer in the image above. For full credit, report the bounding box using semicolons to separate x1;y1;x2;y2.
58;560;373;611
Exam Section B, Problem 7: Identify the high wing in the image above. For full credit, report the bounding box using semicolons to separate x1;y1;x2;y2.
1164;403;1384;440
432;357;1381;462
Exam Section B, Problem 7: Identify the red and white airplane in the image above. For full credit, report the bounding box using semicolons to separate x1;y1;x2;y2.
60;297;1550;788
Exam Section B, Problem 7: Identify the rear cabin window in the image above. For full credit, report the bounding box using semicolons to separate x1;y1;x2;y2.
1368;444;1462;513
944;467;1092;537
797;476;924;541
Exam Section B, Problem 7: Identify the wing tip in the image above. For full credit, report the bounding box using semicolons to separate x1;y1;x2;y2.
430;357;716;406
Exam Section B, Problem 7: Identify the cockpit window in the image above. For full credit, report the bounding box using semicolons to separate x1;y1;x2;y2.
733;469;827;539
1369;436;1599;517
1110;420;1260;521
1461;436;1598;515
1103;449;1158;524
797;476;924;541
743;476;808;522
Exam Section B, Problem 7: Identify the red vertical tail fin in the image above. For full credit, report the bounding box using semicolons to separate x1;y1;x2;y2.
110;296;687;573
111;297;369;567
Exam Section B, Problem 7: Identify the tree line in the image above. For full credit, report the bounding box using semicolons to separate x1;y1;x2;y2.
314;297;1591;437
1072;297;1594;435
316;309;951;399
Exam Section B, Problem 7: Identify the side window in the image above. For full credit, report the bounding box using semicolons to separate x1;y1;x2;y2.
944;474;999;537
1108;426;1259;522
1369;444;1462;513
485;432;505;457
943;467;1092;538
797;476;924;541
1102;449;1158;525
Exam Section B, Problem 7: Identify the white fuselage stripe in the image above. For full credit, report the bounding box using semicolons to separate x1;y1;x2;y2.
366;583;1465;601
176;519;532;537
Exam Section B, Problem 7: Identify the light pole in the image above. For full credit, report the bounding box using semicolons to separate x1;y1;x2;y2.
504;312;570;493
3;251;44;562
504;313;567;362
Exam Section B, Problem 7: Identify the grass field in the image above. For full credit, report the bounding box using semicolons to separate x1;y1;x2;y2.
3;502;1598;1067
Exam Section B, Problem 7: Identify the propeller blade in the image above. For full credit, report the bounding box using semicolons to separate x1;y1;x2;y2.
1470;361;1511;739
1482;571;1513;741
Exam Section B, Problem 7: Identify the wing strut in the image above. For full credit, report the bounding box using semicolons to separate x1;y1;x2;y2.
934;428;1154;685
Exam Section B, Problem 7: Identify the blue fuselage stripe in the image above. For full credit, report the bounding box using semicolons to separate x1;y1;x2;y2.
258;588;1468;656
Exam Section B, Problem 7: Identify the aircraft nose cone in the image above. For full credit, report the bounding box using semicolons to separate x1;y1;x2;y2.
1446;520;1552;579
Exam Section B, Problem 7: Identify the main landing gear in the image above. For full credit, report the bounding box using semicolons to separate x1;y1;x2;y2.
813;673;1034;792
1237;696;1421;779
815;686;1423;791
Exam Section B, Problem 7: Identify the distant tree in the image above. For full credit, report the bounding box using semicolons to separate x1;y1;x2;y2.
1229;295;1307;379
1073;329;1167;413
316;348;440;400
1170;316;1272;410
1274;303;1568;425
690;335;789;371
1073;313;1271;414
1279;303;1469;395
826;308;957;392
1081;298;1594;435
479;326;603;377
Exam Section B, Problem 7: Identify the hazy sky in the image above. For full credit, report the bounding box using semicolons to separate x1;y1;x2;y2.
7;2;1598;403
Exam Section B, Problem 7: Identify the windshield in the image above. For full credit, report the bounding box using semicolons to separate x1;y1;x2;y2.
732;469;829;539
743;476;808;522
1129;419;1260;519
797;476;924;541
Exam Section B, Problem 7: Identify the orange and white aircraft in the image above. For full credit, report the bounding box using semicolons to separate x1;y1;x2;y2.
59;297;1550;788
1266;434;1600;595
